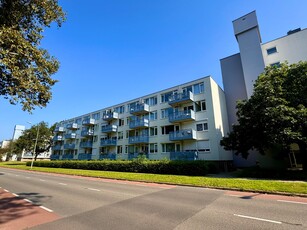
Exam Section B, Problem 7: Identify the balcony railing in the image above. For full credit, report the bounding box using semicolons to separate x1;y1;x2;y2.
54;126;64;132
64;133;76;139
170;151;198;161
53;135;63;141
64;143;75;149
128;153;149;160
169;110;195;123
78;153;92;160
80;141;93;148
129;118;149;129
128;136;149;144
62;154;74;160
101;125;117;133
50;155;60;160
81;130;94;137
99;153;117;160
82;118;95;126
169;129;196;141
66;123;78;130
52;145;62;150
168;91;194;106
100;139;117;146
129;103;149;115
102;112;119;121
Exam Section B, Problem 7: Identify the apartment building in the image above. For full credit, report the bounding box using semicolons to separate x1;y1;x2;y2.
52;76;232;163
220;11;307;166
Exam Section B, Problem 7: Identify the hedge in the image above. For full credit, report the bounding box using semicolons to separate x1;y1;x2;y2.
26;159;217;176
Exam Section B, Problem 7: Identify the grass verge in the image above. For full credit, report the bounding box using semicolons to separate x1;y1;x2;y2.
1;161;306;196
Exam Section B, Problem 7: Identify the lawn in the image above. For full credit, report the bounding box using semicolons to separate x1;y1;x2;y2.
1;161;306;196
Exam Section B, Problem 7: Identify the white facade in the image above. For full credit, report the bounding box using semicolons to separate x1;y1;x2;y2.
52;77;232;162
12;125;25;140
220;11;307;166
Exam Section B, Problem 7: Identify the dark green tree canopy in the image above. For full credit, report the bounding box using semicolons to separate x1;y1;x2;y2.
15;121;56;160
0;0;65;112
221;62;307;170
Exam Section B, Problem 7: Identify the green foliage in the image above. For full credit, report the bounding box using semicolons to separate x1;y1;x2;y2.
15;122;53;160
221;62;307;170
0;0;66;112
27;160;217;176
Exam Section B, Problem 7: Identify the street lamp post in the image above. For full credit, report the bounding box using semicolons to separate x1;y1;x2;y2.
27;122;39;169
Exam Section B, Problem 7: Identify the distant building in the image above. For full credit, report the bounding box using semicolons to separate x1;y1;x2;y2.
12;125;25;140
220;11;307;167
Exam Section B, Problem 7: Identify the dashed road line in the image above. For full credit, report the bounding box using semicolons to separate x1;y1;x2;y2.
58;183;67;186
12;193;19;197
87;188;101;192
227;194;241;197
277;200;307;205
234;214;281;224
25;177;30;179
24;199;33;203
40;179;46;182
39;206;54;212
4;189;9;192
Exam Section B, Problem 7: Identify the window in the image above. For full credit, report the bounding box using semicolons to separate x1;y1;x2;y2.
196;122;208;131
267;47;277;55
270;62;281;67
193;82;204;94
182;85;192;94
92;112;100;120
149;111;157;120
195;100;206;112
161;125;174;135
117;146;123;154
150;127;158;136
183;105;193;111
117;131;123;140
197;140;210;152
161;91;176;103
114;105;125;114
161;108;169;119
75;118;82;124
150;143;158;153
144;96;157;106
118;119;124;126
162;143;175;153
126;130;129;139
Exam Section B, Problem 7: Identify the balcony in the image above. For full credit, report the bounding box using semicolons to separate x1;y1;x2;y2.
101;125;117;133
81;129;94;137
128;153;149;160
128;136;149;144
99;153;117;160
53;135;63;141
54;126;64;132
168;91;194;106
78;153;92;160
82;118;95;126
169;129;197;141
64;143;75;150
64;133;76;139
130;103;149;115
100;139;117;147
169;110;195;123
62;154;74;160
102;112;118;121
129;118;149;129
52;145;62;150
66;123;78;130
80;141;93;148
170;151;198;161
50;154;60;160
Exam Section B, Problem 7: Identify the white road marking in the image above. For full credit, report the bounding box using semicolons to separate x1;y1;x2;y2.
234;214;281;224
87;188;101;192
59;183;67;186
25;177;30;179
40;206;53;212
24;199;33;203
40;179;46;182
12;193;19;197
227;194;241;197
15;175;19;177
277;200;307;205
4;189;9;192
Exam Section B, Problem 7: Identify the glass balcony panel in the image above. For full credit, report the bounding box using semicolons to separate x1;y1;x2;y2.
170;151;198;161
99;153;117;160
128;136;149;144
100;139;117;146
101;125;118;133
50;154;60;160
61;154;74;160
102;112;119;121
129;118;149;129
169;129;196;141
52;145;62;150
64;133;76;139
78;153;92;160
81;130;94;137
82;118;95;126
53;135;63;141
66;123;78;130
168;91;194;106
54;126;64;132
64;143;75;149
130;103;149;115
169;110;195;123
80;141;93;148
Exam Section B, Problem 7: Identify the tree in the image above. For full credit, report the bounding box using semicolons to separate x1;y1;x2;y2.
221;62;307;171
15;122;56;161
0;0;65;112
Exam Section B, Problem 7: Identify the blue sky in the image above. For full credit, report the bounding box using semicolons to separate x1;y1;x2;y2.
1;0;307;140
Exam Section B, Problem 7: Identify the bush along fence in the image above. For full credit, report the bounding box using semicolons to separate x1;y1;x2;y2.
26;159;218;176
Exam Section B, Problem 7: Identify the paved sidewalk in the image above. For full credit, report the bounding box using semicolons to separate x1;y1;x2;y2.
0;189;59;230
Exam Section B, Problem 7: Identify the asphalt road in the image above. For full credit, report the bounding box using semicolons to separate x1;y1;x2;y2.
0;168;306;230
